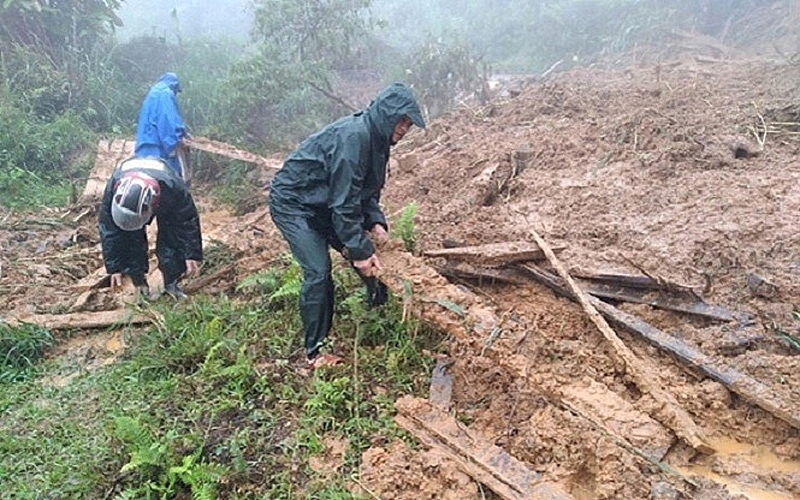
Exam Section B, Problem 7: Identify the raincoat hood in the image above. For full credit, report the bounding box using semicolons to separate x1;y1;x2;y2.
365;82;425;140
158;72;182;93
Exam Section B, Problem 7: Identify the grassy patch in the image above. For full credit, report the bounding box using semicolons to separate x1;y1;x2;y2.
0;322;53;383
0;262;445;498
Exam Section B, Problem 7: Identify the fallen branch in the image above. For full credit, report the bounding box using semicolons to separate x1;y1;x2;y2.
307;81;358;112
183;263;237;294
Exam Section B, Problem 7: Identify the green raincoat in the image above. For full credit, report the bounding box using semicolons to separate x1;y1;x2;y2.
269;82;425;358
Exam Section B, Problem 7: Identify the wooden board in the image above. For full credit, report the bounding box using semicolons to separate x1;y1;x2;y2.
519;263;800;431
423;241;558;268
559;380;674;461
395;396;574;500
186;136;282;169
6;310;151;330
577;279;740;322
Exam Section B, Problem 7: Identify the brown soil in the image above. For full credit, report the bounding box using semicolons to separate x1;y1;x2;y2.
3;46;800;500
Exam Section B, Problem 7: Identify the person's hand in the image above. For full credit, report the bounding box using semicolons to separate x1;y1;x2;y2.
110;273;123;290
368;224;390;246
185;259;200;278
353;254;382;278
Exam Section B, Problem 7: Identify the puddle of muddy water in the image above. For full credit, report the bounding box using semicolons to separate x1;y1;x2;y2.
675;436;800;500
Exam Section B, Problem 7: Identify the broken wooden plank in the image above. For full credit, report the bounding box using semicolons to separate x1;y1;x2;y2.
519;263;800;432
186;136;282;169
523;229;713;454
428;358;453;410
577;279;739;322
375;246;705;478
395;396;574;500
559;380;674;461
436;261;529;285
572;271;683;291
5;310;151;330
552;395;697;487
423;241;559;268
594;300;800;431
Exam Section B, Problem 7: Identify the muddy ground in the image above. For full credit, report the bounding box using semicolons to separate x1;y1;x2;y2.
2;43;800;500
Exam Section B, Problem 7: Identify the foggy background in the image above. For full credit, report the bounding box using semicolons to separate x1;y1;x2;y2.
1;0;798;208
115;0;800;70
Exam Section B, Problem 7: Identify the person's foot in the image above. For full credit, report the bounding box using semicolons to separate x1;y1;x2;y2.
307;353;344;369
134;285;153;303
164;282;188;301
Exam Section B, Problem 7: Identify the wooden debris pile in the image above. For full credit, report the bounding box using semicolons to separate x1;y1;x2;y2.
421;239;800;432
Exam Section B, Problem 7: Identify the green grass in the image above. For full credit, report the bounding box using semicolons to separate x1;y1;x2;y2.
0;261;444;499
0;322;53;383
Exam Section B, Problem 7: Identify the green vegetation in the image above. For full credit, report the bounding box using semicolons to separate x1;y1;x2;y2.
2;0;769;210
0;261;444;498
772;312;800;353
0;322;53;383
392;202;419;253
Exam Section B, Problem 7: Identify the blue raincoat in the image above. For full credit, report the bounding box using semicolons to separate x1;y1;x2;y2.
135;73;187;176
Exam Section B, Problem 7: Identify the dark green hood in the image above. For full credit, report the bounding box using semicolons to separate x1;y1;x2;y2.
365;82;426;140
269;82;425;262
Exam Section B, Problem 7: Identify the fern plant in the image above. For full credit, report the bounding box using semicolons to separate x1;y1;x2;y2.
113;416;224;500
237;254;303;305
166;453;224;500
392;202;418;253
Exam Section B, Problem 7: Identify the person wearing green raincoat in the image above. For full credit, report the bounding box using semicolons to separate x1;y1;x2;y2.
269;82;426;369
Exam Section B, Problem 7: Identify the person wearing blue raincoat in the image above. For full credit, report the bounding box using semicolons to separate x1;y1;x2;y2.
269;82;426;369
135;72;189;178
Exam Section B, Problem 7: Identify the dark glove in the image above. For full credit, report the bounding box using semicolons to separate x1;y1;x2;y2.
364;277;388;309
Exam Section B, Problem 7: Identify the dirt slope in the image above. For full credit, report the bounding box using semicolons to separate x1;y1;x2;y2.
2;54;800;499
368;55;800;499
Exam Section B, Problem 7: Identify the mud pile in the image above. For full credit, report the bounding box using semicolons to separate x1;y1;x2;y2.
368;55;800;499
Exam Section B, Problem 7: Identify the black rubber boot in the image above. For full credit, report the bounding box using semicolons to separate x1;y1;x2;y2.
164;281;188;300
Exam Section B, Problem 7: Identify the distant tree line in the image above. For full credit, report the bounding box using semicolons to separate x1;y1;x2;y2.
0;0;790;208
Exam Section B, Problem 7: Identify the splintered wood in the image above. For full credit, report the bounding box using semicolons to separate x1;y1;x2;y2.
525;228;713;453
395;396;574;500
521;263;800;432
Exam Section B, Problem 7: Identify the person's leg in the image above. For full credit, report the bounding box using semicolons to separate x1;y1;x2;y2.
270;208;335;360
124;229;151;298
155;219;188;299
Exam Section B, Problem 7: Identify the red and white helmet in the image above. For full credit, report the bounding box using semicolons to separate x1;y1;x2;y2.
111;171;161;231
